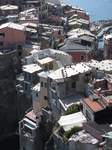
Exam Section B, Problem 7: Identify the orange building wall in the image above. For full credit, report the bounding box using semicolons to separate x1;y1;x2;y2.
67;51;92;63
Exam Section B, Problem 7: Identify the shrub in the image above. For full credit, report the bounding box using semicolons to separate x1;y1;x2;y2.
62;136;68;145
64;126;83;139
58;126;64;136
65;104;79;115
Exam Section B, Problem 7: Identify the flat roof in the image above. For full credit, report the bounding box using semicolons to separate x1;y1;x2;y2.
22;64;42;73
104;34;112;40
37;57;54;65
48;62;91;81
86;59;112;72
38;70;54;78
22;22;37;28
23;1;40;3
84;98;104;112
80;35;95;42
23;117;36;127
0;4;18;10
67;28;95;37
0;22;25;31
83;121;111;134
32;83;40;91
69;130;99;144
60;93;85;110
59;42;92;51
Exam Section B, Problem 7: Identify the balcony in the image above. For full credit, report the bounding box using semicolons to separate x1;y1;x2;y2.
19;118;37;139
51;82;56;92
16;73;24;82
16;84;24;93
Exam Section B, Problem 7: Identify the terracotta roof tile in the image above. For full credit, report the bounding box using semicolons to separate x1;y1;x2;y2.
25;110;36;123
48;15;62;23
84;98;104;112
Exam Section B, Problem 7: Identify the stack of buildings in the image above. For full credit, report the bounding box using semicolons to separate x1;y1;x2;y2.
0;0;112;150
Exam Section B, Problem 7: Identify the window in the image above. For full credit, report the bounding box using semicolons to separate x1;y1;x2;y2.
72;82;76;88
86;110;91;120
25;83;28;91
41;81;47;88
2;11;5;15
24;72;27;79
12;0;15;5
0;42;3;46
105;44;107;50
52;91;56;99
81;55;84;61
0;33;5;37
41;81;43;87
18;45;22;49
44;96;47;100
44;82;47;88
58;30;61;35
39;14;41;19
10;10;13;14
29;73;31;81
36;93;38;97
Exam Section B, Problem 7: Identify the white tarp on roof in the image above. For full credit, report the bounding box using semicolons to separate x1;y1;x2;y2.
58;111;87;131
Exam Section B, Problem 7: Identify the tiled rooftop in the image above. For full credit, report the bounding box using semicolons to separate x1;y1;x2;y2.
86;59;112;72
48;15;62;23
84;98;104;112
48;62;91;80
37;57;54;65
25;110;37;123
22;64;42;73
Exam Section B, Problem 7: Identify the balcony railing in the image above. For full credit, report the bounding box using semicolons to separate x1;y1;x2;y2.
21;130;33;140
16;73;24;81
16;84;24;93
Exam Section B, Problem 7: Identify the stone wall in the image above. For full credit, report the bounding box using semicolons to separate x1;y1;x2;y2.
0;50;18;67
53;131;69;150
51;104;61;122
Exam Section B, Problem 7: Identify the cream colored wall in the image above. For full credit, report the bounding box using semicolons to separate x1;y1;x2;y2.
32;89;42;112
76;71;90;93
53;61;60;71
40;77;49;108
33;100;42;112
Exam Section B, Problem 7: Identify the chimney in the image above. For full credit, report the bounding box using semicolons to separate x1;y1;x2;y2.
97;88;101;96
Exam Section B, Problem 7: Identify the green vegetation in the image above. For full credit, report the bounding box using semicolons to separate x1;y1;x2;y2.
64;126;83;139
64;104;79;115
58;126;64;136
57;126;83;145
62;136;69;145
54;144;58;150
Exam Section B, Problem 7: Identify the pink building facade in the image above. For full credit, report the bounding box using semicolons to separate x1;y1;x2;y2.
0;4;18;17
0;23;26;50
0;0;22;6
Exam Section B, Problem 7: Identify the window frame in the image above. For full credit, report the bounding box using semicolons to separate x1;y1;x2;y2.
0;41;3;46
72;82;76;88
44;96;47;100
80;55;84;61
